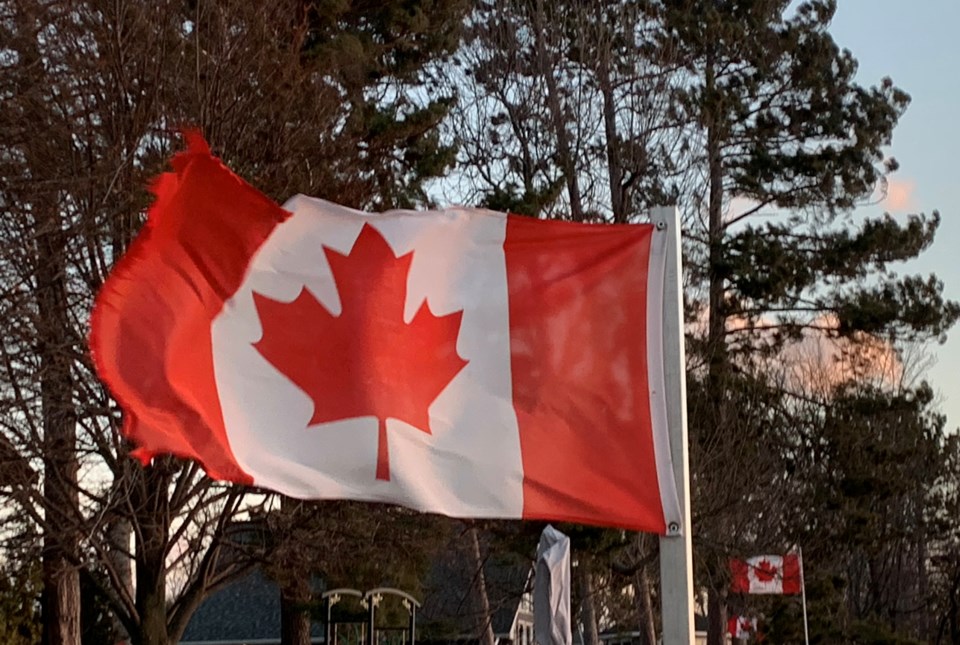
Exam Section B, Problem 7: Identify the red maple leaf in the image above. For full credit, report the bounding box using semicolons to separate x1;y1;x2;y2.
754;559;778;583
252;223;468;481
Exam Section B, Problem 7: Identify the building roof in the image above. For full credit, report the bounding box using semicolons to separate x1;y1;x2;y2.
179;568;322;645
419;540;532;642
180;528;532;645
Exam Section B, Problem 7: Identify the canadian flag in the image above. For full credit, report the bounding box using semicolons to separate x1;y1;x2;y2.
90;135;681;534
730;554;802;594
727;615;757;639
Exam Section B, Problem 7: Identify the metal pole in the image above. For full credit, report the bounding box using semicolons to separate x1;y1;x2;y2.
326;596;333;645
652;206;695;645
799;548;810;645
369;596;376;645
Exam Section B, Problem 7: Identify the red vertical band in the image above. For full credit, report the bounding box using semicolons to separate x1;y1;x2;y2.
783;553;802;594
90;134;289;482
504;215;666;533
730;558;750;593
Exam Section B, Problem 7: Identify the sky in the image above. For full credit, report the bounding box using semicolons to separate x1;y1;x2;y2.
827;1;960;429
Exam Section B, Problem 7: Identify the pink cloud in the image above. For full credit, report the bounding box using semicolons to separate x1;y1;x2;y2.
885;177;916;212
780;314;902;393
686;310;902;393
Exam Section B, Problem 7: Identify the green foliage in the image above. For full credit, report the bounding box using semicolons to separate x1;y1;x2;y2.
480;181;564;218
760;573;847;644
799;382;943;543
661;0;958;354
776;381;948;640
80;572;121;645
846;619;926;645
264;501;451;599
294;0;469;209
665;0;908;213
0;558;41;645
764;574;926;643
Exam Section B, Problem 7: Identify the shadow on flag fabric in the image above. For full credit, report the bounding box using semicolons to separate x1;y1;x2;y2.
90;134;681;533
534;525;571;645
730;554;802;594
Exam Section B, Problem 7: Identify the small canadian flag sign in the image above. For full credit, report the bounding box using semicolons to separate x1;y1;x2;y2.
727;615;757;639
90;133;682;534
731;554;802;594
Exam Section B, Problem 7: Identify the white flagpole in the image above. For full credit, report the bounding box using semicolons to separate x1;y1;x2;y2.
799;548;810;645
652;206;695;645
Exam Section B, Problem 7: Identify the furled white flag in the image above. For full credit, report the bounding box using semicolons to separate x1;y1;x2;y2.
534;525;571;645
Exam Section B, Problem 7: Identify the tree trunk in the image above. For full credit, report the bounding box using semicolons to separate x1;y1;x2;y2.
40;440;80;645
107;517;134;642
577;565;600;645
705;49;726;381
950;567;960;644
468;527;496;645
132;468;171;645
40;553;80;645
532;0;585;221
706;589;726;645
635;567;657;645
281;581;312;645
597;49;625;222
19;2;82;640
37;212;81;645
704;47;729;645
134;577;169;645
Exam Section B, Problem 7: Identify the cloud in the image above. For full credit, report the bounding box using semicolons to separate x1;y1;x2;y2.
686;310;902;395
884;177;916;212
725;196;761;223
779;314;902;394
